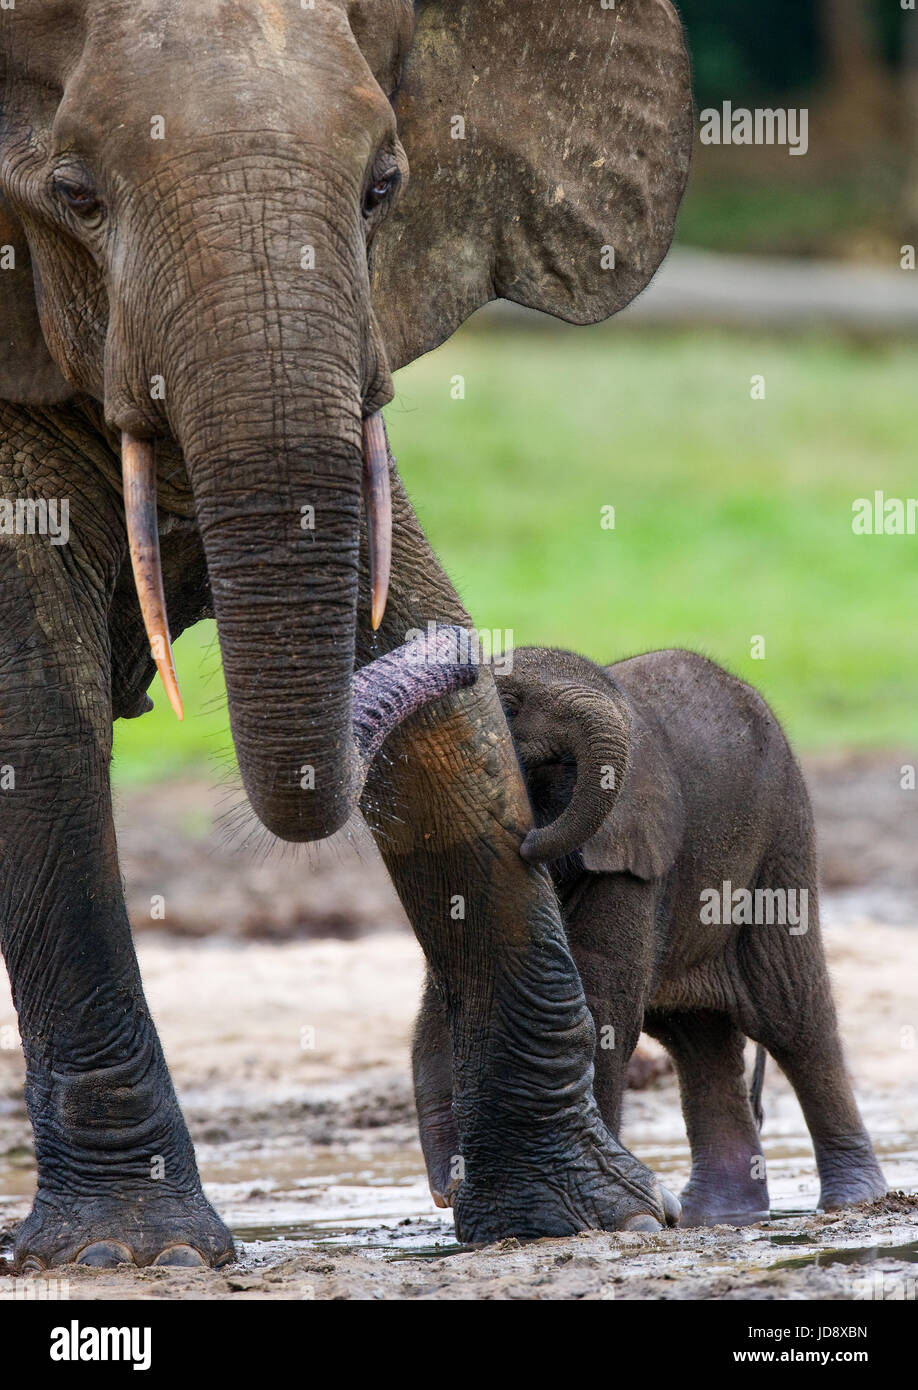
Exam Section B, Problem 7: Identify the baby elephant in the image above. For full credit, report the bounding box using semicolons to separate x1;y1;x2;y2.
413;647;886;1226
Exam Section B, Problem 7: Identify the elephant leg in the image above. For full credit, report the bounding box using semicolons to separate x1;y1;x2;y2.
357;472;678;1241
734;827;885;1211
413;876;655;1199
411;972;459;1208
644;1010;769;1227
562;875;655;1140
0;409;232;1270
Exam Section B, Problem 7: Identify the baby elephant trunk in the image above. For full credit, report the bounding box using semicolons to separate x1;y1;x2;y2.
516;681;632;864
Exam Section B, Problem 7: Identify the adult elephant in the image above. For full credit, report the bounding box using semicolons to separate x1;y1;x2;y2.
0;0;692;1267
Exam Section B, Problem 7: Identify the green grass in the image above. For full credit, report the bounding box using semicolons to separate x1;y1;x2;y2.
112;623;230;784
112;325;918;784
676;168;904;259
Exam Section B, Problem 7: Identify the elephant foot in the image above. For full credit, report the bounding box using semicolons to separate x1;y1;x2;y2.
678;1193;771;1228
677;1161;770;1228
817;1140;887;1211
13;1187;234;1271
452;1129;680;1243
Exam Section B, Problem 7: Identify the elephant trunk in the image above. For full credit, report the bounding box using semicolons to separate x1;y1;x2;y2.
143;363;462;841
183;393;363;838
517;683;631;864
109;159;452;842
122;408;473;833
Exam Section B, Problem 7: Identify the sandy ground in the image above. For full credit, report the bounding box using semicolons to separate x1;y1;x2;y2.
0;756;916;1301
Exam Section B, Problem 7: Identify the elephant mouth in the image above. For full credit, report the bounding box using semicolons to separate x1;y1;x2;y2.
120;410;393;723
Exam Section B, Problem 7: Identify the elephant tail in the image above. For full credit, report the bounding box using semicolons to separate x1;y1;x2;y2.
749;1043;767;1130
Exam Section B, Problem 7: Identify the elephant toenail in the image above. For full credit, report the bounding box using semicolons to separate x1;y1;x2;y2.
76;1241;134;1268
622;1214;662;1233
152;1244;206;1267
20;1255;47;1272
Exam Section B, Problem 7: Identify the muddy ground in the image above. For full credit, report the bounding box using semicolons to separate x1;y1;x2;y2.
0;752;916;1301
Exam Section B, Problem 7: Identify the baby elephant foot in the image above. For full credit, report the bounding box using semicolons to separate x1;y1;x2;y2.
14;1187;234;1271
817;1137;887;1211
678;1187;770;1229
453;1127;681;1243
677;1157;770;1228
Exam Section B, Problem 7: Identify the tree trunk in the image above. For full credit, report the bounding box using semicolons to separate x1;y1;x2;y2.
818;0;894;144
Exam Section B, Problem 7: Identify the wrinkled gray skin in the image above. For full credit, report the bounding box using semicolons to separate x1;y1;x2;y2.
414;648;887;1224
0;2;694;1265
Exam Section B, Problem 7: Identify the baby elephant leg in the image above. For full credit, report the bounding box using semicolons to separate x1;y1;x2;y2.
412;973;460;1208
737;933;886;1210
563;874;655;1139
737;817;886;1212
644;1009;769;1227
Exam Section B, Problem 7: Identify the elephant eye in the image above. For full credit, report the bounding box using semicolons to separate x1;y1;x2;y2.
363;169;400;217
52;174;102;218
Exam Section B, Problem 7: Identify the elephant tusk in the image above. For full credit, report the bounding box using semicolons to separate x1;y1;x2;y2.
121;432;184;721
361;411;392;632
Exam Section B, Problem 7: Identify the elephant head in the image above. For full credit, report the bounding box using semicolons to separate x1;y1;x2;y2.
496;647;633;864
0;0;692;842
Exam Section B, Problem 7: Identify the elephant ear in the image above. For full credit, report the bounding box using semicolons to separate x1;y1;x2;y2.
581;704;684;881
0;193;72;404
372;0;693;370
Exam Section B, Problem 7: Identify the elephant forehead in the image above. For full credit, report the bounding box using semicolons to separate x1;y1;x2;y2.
8;0;396;186
4;0;392;126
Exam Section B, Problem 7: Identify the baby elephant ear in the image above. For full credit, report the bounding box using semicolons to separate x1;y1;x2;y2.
373;0;693;370
581;704;684;880
0;194;72;404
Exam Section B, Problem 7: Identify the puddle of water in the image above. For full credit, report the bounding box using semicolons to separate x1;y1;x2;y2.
384;1244;473;1262
772;1240;918;1271
232;1215;466;1261
211;1156;457;1261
